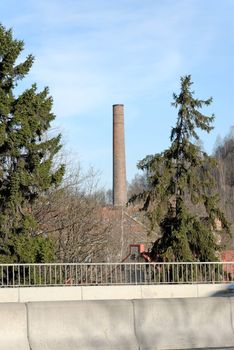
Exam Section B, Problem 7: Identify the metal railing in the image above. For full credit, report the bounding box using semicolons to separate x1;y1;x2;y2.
0;262;234;287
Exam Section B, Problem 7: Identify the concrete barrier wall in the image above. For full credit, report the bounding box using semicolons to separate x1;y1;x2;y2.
0;288;18;302
19;286;82;302
133;298;234;349
0;284;228;303
27;300;138;350
0;303;30;350
1;298;234;349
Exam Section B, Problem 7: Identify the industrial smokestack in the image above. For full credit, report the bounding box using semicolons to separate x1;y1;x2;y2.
113;104;127;206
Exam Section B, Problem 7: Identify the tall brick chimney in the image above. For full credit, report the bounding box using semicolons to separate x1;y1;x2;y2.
113;104;127;206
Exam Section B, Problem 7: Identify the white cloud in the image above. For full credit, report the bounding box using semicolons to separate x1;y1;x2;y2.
3;0;234;186
25;1;197;119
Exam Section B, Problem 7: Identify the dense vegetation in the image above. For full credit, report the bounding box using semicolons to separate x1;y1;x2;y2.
0;24;64;262
1;25;233;264
129;76;229;262
128;128;234;228
214;128;234;223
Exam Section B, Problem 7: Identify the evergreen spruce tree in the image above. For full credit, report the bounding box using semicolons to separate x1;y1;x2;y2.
0;24;65;262
132;75;229;262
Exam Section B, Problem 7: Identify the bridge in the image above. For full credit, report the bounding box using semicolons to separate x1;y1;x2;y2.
1;262;234;349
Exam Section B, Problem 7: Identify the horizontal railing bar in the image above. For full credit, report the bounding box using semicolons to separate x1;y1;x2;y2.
0;261;233;266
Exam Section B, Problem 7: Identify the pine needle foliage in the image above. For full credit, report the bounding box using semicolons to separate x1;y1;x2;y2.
131;75;229;262
0;24;65;262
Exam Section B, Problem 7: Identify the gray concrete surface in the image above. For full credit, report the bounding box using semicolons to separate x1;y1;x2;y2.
0;284;229;302
27;300;138;350
0;297;234;349
0;303;30;350
134;298;234;349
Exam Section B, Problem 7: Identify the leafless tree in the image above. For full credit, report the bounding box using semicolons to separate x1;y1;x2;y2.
32;165;111;263
214;127;234;223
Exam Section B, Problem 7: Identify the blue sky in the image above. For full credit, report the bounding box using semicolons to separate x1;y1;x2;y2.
1;0;234;189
